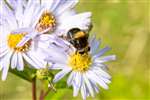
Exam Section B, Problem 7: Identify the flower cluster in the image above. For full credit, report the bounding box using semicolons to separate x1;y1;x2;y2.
0;0;115;99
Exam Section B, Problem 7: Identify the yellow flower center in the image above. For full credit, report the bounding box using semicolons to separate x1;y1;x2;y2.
7;33;31;52
36;11;56;32
68;52;92;72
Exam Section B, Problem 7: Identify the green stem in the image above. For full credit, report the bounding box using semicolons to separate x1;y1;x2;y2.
39;89;44;100
39;88;50;100
43;89;51;98
32;77;36;100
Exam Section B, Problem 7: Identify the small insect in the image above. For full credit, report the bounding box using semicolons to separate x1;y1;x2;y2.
67;28;90;54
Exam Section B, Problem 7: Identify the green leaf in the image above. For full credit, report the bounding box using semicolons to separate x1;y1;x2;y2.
9;66;36;82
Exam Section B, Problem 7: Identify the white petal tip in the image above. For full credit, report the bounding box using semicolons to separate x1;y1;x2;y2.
53;79;57;83
2;76;7;81
17;68;24;71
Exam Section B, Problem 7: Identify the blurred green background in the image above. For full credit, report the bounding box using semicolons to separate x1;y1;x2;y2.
0;0;149;100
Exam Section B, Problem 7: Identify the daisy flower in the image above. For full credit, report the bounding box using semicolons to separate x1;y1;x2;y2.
17;0;91;47
0;0;48;80
44;36;116;99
